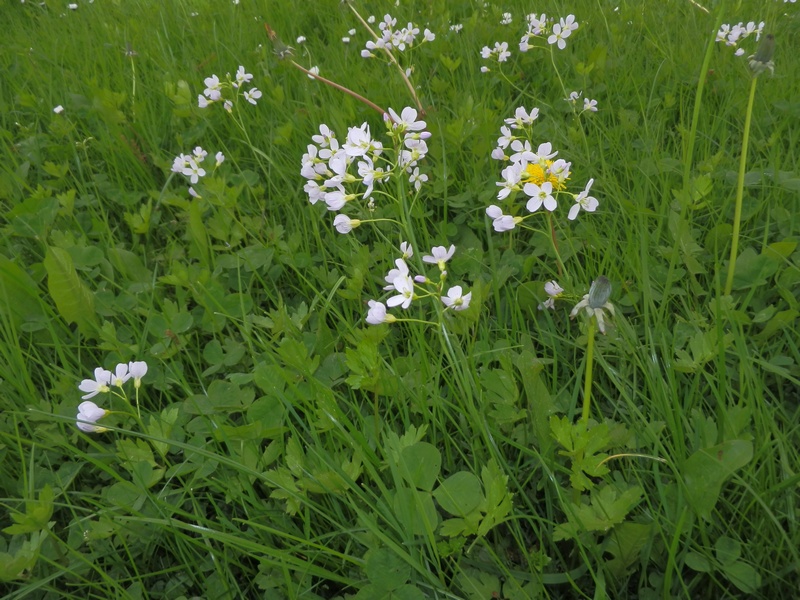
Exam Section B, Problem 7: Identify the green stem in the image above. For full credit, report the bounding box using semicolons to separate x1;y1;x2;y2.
580;317;596;424
724;76;758;296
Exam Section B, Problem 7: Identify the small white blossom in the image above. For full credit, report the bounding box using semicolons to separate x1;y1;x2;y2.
442;286;472;311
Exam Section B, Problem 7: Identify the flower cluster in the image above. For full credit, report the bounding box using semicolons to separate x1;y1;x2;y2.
171;146;225;196
76;361;148;432
486;106;598;230
301;107;431;232
366;243;472;325
565;91;598;114
520;14;579;51
197;65;261;110
481;13;578;71
361;14;435;58
716;21;765;56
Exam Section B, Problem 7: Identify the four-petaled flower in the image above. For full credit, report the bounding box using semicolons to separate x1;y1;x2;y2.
441;286;472;311
422;245;456;271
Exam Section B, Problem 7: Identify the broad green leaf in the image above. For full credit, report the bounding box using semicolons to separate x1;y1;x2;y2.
715;536;741;566
684;552;712;573
43;246;99;336
722;560;762;594
365;547;410;591
682;440;753;520
433;471;482;517
398;442;441;491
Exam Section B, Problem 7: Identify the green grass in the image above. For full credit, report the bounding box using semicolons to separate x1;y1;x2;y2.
1;0;799;598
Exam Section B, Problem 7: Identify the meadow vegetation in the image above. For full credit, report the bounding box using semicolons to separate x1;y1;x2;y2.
1;0;799;598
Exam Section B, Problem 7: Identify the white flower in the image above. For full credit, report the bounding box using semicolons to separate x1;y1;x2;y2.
182;158;206;184
203;74;222;101
128;361;148;388
547;23;571;50
366;300;396;325
408;167;427;191
333;214;360;234
386;107;426;132
297;36;306;44
78;367;112;400
308;66;320;79
486;205;519;232
223;100;233;113
538;280;564;310
422;245;456;270
583;98;598;112
198;95;210;108
111;363;131;387
234;65;253;88
400;241;413;259
215;151;225;166
76;401;109;433
501;12;513;25
442;286;472;311
384;258;410;291
504;106;539;129
244;88;262;105
524;182;556;212
565;91;581;104
386;273;415;309
53;105;65;114
568;178;598;220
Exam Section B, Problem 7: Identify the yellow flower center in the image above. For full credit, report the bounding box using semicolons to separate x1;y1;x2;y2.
523;161;567;190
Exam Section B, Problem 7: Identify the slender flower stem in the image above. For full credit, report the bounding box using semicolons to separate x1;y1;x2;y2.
724;76;758;296
290;61;388;117
580;317;597;424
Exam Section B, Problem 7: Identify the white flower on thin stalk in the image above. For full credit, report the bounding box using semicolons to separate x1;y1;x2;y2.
129;361;148;389
486;205;520;232
504;106;539;129
524;181;557;212
567;178;598;220
496;162;524;200
583;98;598;112
366;300;396;325
76;401;109;433
538;280;564;310
441;286;472;311
111;363;131;387
547;23;572;50
233;65;253;88
203;75;222;101
400;241;413;259
333;214;361;234
384;259;410;291
386;273;415;309
423;245;456;271
408;167;428;191
244;88;262;105
386;107;426;132
78;367;112;400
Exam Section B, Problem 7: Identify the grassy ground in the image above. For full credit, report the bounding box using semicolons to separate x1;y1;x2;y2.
1;0;798;598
